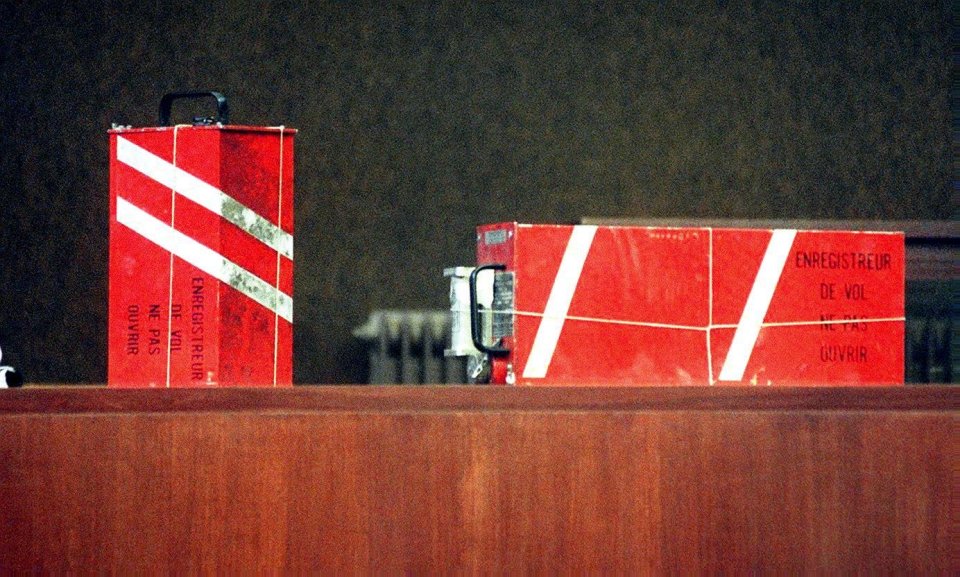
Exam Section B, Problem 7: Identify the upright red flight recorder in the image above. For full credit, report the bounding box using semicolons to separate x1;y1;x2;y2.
446;223;904;386
108;92;295;387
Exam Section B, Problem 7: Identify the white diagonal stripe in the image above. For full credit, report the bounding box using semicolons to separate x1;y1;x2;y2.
522;225;597;379
717;229;796;381
116;197;293;323
116;136;294;260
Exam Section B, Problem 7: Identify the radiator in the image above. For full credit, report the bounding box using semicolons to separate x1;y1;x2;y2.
353;310;468;384
906;317;953;383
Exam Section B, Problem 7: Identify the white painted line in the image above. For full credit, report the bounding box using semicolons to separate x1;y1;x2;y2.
522;225;598;379
717;229;797;381
116;197;293;323
116;136;294;260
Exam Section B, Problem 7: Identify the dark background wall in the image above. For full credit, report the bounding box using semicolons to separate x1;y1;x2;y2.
0;1;953;384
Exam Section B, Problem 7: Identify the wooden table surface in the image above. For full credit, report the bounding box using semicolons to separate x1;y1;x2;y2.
0;385;956;573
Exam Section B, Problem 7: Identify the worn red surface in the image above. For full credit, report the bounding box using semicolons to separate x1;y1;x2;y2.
477;223;904;386
108;126;294;387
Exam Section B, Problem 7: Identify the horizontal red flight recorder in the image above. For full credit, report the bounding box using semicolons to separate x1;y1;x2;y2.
447;223;904;386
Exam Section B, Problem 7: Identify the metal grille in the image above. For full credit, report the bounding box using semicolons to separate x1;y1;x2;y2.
353;310;467;384
905;281;957;383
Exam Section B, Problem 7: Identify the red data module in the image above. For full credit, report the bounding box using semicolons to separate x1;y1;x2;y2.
108;92;295;387
448;223;904;386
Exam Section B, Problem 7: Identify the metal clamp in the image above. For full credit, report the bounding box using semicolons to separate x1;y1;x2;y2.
469;264;509;356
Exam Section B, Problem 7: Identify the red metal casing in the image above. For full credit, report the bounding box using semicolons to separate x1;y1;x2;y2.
477;223;904;386
108;125;295;387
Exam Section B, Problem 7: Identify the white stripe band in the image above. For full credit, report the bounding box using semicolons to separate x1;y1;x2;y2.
116;136;294;260
717;229;796;381
522;225;598;379
116;197;293;323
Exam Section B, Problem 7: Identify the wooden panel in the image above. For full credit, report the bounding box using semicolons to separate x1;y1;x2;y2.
0;386;955;573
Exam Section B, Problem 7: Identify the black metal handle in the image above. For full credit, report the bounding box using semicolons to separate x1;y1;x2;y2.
469;264;509;356
159;91;229;126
